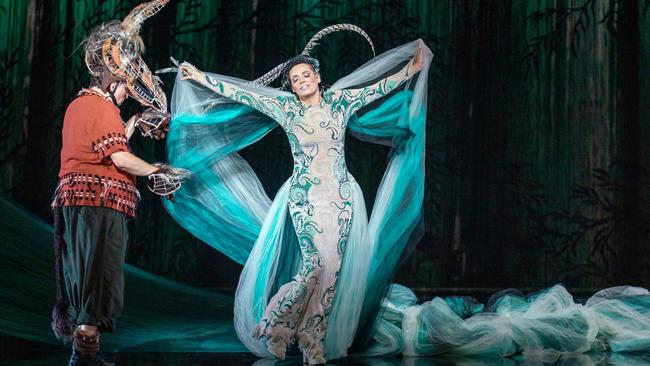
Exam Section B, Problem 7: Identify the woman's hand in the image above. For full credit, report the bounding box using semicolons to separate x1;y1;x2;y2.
410;45;424;74
179;62;200;81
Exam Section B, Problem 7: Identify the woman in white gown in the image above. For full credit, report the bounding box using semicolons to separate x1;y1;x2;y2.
164;25;431;362
176;31;426;363
164;26;650;363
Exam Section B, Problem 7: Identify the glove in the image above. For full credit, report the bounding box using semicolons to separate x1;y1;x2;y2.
135;109;171;140
147;163;190;196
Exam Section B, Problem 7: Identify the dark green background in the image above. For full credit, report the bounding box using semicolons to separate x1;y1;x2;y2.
1;0;649;293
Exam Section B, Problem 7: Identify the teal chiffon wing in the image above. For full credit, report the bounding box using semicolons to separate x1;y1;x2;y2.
164;102;277;264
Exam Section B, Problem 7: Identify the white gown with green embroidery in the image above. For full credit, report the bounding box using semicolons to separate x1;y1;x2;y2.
165;40;650;361
165;40;431;361
198;58;415;363
204;66;414;362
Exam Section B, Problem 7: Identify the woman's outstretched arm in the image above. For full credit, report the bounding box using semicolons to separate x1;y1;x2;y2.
335;43;424;117
180;63;288;123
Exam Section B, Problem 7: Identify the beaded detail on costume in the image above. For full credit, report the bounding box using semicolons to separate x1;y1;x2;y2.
53;173;138;217
91;133;129;159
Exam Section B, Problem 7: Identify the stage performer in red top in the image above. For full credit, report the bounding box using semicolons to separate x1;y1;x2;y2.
50;1;187;365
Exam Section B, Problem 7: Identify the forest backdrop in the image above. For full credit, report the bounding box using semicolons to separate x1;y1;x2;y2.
1;0;650;295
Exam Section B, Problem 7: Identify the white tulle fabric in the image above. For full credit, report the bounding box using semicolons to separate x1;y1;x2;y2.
387;284;650;359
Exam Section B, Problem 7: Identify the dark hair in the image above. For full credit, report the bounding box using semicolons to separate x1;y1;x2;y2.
281;55;321;91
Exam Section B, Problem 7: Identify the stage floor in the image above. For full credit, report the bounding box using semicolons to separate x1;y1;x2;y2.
4;350;650;366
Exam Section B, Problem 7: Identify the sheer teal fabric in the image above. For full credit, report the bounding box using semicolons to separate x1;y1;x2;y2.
396;284;650;358
164;103;278;264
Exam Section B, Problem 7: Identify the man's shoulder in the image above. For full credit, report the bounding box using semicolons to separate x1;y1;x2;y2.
68;93;111;111
65;93;119;124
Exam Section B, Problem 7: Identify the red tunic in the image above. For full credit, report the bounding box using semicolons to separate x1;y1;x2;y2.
53;90;138;217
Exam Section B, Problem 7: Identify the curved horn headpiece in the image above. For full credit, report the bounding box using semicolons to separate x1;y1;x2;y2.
82;0;170;135
251;24;375;86
121;0;170;40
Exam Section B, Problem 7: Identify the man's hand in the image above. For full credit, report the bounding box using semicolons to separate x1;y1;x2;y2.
135;109;170;140
147;163;191;197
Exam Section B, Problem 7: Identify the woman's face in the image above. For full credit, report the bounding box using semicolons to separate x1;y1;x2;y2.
289;63;321;99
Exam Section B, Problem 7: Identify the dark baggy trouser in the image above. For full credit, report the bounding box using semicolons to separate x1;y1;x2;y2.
60;206;129;332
